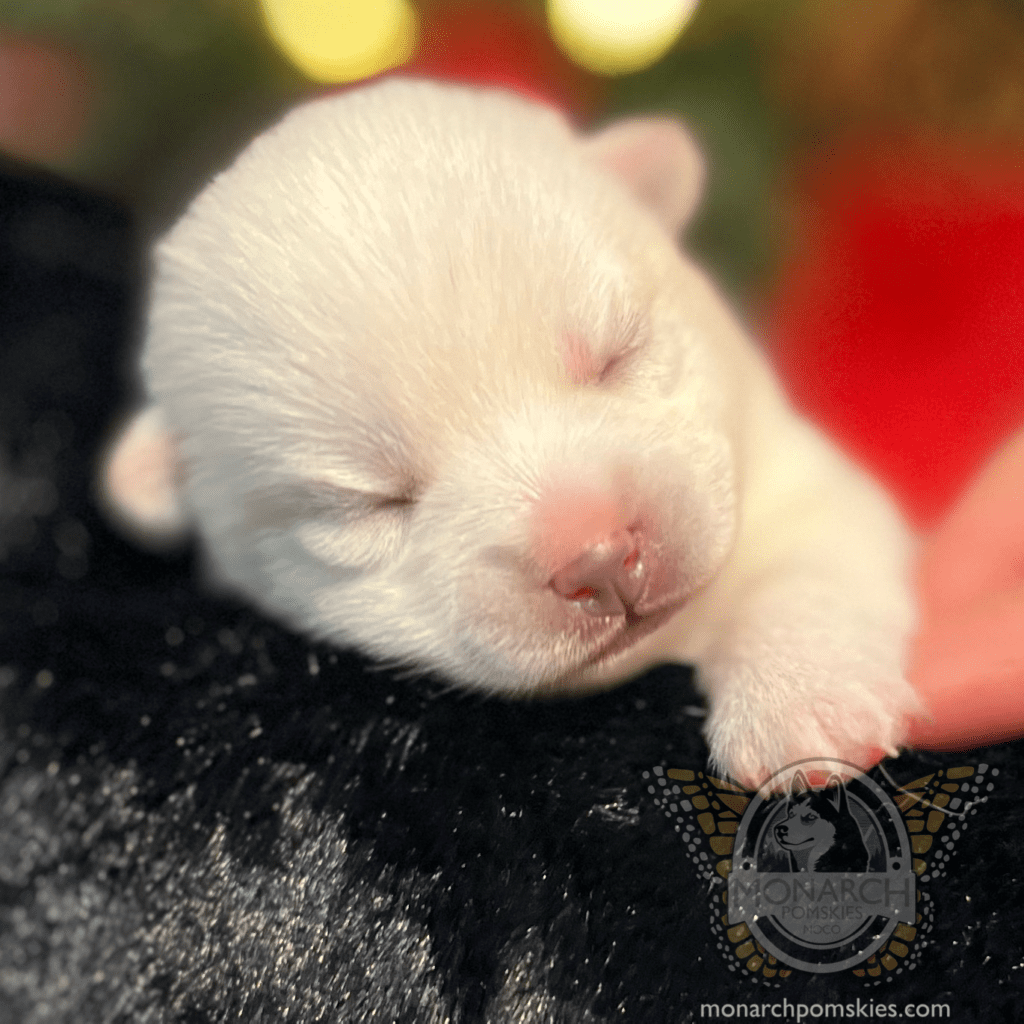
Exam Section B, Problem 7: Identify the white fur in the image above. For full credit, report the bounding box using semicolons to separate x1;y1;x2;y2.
103;79;921;787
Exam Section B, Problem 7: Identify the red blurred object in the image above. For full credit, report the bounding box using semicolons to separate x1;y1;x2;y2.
0;32;93;164
404;1;602;119
769;138;1024;529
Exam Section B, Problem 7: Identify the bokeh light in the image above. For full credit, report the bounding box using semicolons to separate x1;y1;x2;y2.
259;0;419;84
547;0;699;76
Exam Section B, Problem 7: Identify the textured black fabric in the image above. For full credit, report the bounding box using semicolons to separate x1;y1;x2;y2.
1;164;1022;1023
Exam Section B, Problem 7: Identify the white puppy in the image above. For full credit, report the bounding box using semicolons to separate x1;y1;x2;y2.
102;78;921;788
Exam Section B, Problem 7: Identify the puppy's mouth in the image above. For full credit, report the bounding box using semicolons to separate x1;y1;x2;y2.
579;598;686;669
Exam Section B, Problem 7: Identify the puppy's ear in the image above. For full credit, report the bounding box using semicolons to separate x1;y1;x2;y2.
583;116;705;236
98;405;188;549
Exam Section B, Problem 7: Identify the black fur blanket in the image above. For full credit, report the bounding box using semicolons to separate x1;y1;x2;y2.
2;164;1021;1023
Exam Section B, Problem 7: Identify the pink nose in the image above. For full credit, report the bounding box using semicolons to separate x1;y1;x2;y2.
549;529;644;616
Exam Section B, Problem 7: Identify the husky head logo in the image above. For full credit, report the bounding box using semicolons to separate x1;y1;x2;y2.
773;770;871;873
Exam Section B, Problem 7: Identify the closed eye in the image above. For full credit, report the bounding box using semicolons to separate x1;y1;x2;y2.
595;345;640;384
370;493;417;513
561;331;643;387
244;481;416;532
288;486;417;570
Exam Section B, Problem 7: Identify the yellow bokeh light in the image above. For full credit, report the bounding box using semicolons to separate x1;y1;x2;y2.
547;0;699;76
260;0;419;84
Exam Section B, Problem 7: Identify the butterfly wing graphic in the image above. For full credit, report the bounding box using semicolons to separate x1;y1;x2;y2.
850;762;996;980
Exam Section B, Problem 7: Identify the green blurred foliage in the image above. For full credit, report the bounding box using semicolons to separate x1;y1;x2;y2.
0;0;792;296
608;36;786;309
0;0;300;225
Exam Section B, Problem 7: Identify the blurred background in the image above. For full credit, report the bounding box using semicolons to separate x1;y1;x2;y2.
2;0;1023;528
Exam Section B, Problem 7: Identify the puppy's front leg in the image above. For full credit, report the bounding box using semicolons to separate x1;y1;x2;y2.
686;398;922;788
700;571;918;788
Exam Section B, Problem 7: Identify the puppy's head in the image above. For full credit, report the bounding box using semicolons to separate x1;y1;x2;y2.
119;79;744;693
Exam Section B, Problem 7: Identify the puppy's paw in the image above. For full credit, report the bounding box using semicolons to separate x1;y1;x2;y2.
698;589;923;790
704;668;920;792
